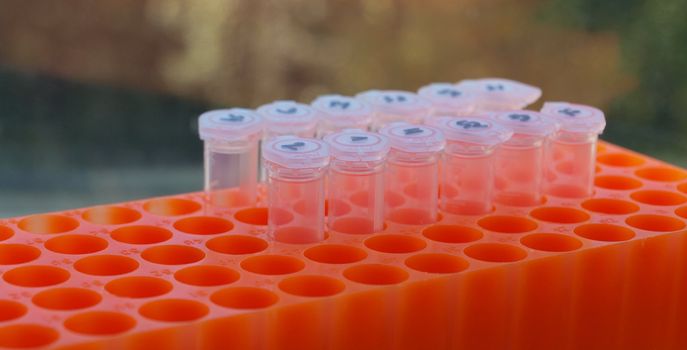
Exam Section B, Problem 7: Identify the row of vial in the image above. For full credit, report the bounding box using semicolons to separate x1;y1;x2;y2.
198;78;606;244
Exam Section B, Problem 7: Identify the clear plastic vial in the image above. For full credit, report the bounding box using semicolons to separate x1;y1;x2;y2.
432;116;513;215
198;109;263;207
311;94;373;138
262;136;330;244
257;100;318;139
356;90;431;131
456;78;541;113
380;123;445;224
324;129;390;234
540;102;606;198
417;83;474;119
490;111;559;207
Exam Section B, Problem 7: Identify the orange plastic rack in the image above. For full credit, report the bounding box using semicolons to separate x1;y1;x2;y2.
1;141;687;350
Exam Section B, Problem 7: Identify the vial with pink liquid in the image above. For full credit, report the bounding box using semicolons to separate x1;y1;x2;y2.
490;111;559;206
432;116;513;215
262;136;330;244
257;100;318;139
380;123;445;224
540;102;606;198
324;129;390;234
417;83;474;119
356;90;431;130
456;78;541;113
311;94;373;137
198;109;263;207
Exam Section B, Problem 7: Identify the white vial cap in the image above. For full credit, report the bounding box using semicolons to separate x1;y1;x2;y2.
262;136;329;169
311;94;372;128
492;110;559;137
379;123;445;154
457;78;542;108
417;83;474;114
324;129;390;162
358;90;431;116
257;100;318;134
540;102;606;134
432;116;513;146
198;108;263;141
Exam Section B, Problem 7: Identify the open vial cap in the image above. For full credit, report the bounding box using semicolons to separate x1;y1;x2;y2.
257;100;318;133
540;102;606;134
417;83;474;114
358;90;430;116
311;94;372;127
379;123;445;154
262;136;329;169
324;129;390;162
492;110;559;137
432;116;513;146
198;108;263;141
457;78;541;109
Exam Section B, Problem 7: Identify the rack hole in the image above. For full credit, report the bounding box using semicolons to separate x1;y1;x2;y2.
206;235;268;255
241;255;305;275
330;217;376;235
477;215;538;234
234;207;268;226
32;287;101;311
530;207;590;224
45;234;108;254
422;224;483;243
344;264;409;285
139;299;209;322
405;253;469;274
630;190;687;206
521;233;583;252
211;287;278;309
364;234;426;254
464;243;527;263
65;311;136;335
82;206;141;225
111;225;173;245
594;175;643;190
0;300;27;322
105;276;173;298
279;275;345;297
597;153;645;167
174;265;240;286
0;226;13;241
74;255;139;276
678;182;687;195
304;244;367;264
581;198;640;215
174;216;233;235
18;214;79;234
0;324;59;348
141;245;205;265
626;214;686;232
676;206;687;219
0;244;40;265
273;226;323;244
3;265;70;287
636;167;687;182
143;198;201;216
574;223;635;242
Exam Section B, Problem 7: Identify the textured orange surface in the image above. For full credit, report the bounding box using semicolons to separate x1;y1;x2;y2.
1;141;687;350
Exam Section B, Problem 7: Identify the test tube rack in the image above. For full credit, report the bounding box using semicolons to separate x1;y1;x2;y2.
1;141;687;350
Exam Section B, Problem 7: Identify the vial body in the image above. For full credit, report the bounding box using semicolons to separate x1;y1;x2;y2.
387;152;440;223
493;135;546;207
204;139;259;207
545;132;598;198
442;142;497;215
266;164;327;244
328;161;386;234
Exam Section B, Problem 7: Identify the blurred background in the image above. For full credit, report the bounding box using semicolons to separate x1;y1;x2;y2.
1;0;685;217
